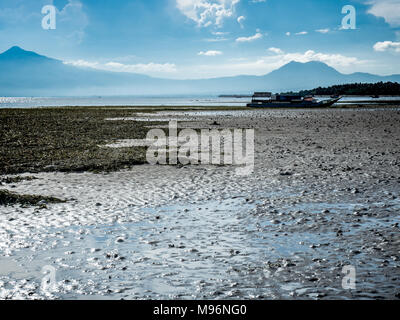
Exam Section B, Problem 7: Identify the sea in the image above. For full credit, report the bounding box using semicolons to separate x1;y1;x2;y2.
1;95;400;108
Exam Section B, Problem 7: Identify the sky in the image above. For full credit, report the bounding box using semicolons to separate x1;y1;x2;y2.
0;0;399;79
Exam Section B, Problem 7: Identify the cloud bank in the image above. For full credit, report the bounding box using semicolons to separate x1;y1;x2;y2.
176;0;240;27
373;41;400;52
367;0;400;27
64;60;177;76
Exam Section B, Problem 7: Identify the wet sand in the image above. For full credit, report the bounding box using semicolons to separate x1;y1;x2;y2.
0;106;399;299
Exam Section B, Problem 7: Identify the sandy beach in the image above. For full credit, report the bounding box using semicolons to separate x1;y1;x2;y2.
1;106;399;299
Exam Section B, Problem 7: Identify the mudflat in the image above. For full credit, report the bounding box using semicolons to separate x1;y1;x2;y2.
0;106;399;299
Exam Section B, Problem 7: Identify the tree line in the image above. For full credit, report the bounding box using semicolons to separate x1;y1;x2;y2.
281;82;400;96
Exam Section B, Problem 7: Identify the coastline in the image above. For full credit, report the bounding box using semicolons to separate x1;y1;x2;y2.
1;105;399;299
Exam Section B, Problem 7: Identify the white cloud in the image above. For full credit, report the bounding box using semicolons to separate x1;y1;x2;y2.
198;50;223;56
212;31;229;35
295;31;308;36
280;50;364;68
176;0;240;27
373;41;400;52
205;31;230;41
367;0;400;27
240;49;364;73
316;28;330;34
236;32;263;42
237;15;245;28
64;60;177;76
204;37;229;42
268;47;284;54
64;59;99;68
103;62;177;74
285;32;291;36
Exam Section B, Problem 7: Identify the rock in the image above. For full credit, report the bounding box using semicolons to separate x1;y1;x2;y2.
283;260;296;267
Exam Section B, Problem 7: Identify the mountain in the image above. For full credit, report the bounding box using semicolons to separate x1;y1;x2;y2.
259;61;400;92
267;61;344;85
0;46;164;96
0;46;399;96
0;46;54;62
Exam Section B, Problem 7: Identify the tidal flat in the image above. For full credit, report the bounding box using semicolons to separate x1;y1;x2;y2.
0;106;399;299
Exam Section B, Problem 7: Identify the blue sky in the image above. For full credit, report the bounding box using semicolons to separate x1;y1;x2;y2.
0;0;399;78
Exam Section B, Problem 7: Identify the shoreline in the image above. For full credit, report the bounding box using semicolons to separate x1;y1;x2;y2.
1;105;399;299
1;104;400;175
1;102;400;110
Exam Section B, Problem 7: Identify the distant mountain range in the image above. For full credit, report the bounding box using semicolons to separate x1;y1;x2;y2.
1;46;399;96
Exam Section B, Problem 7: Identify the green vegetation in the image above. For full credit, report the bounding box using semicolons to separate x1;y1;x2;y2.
281;82;400;96
0;176;37;185
0;107;156;174
0;189;65;207
0;106;247;175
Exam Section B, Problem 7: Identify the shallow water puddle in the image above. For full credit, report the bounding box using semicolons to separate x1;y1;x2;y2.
1;194;399;299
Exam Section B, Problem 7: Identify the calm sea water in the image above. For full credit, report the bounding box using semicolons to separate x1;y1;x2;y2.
1;96;399;108
0;96;249;108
